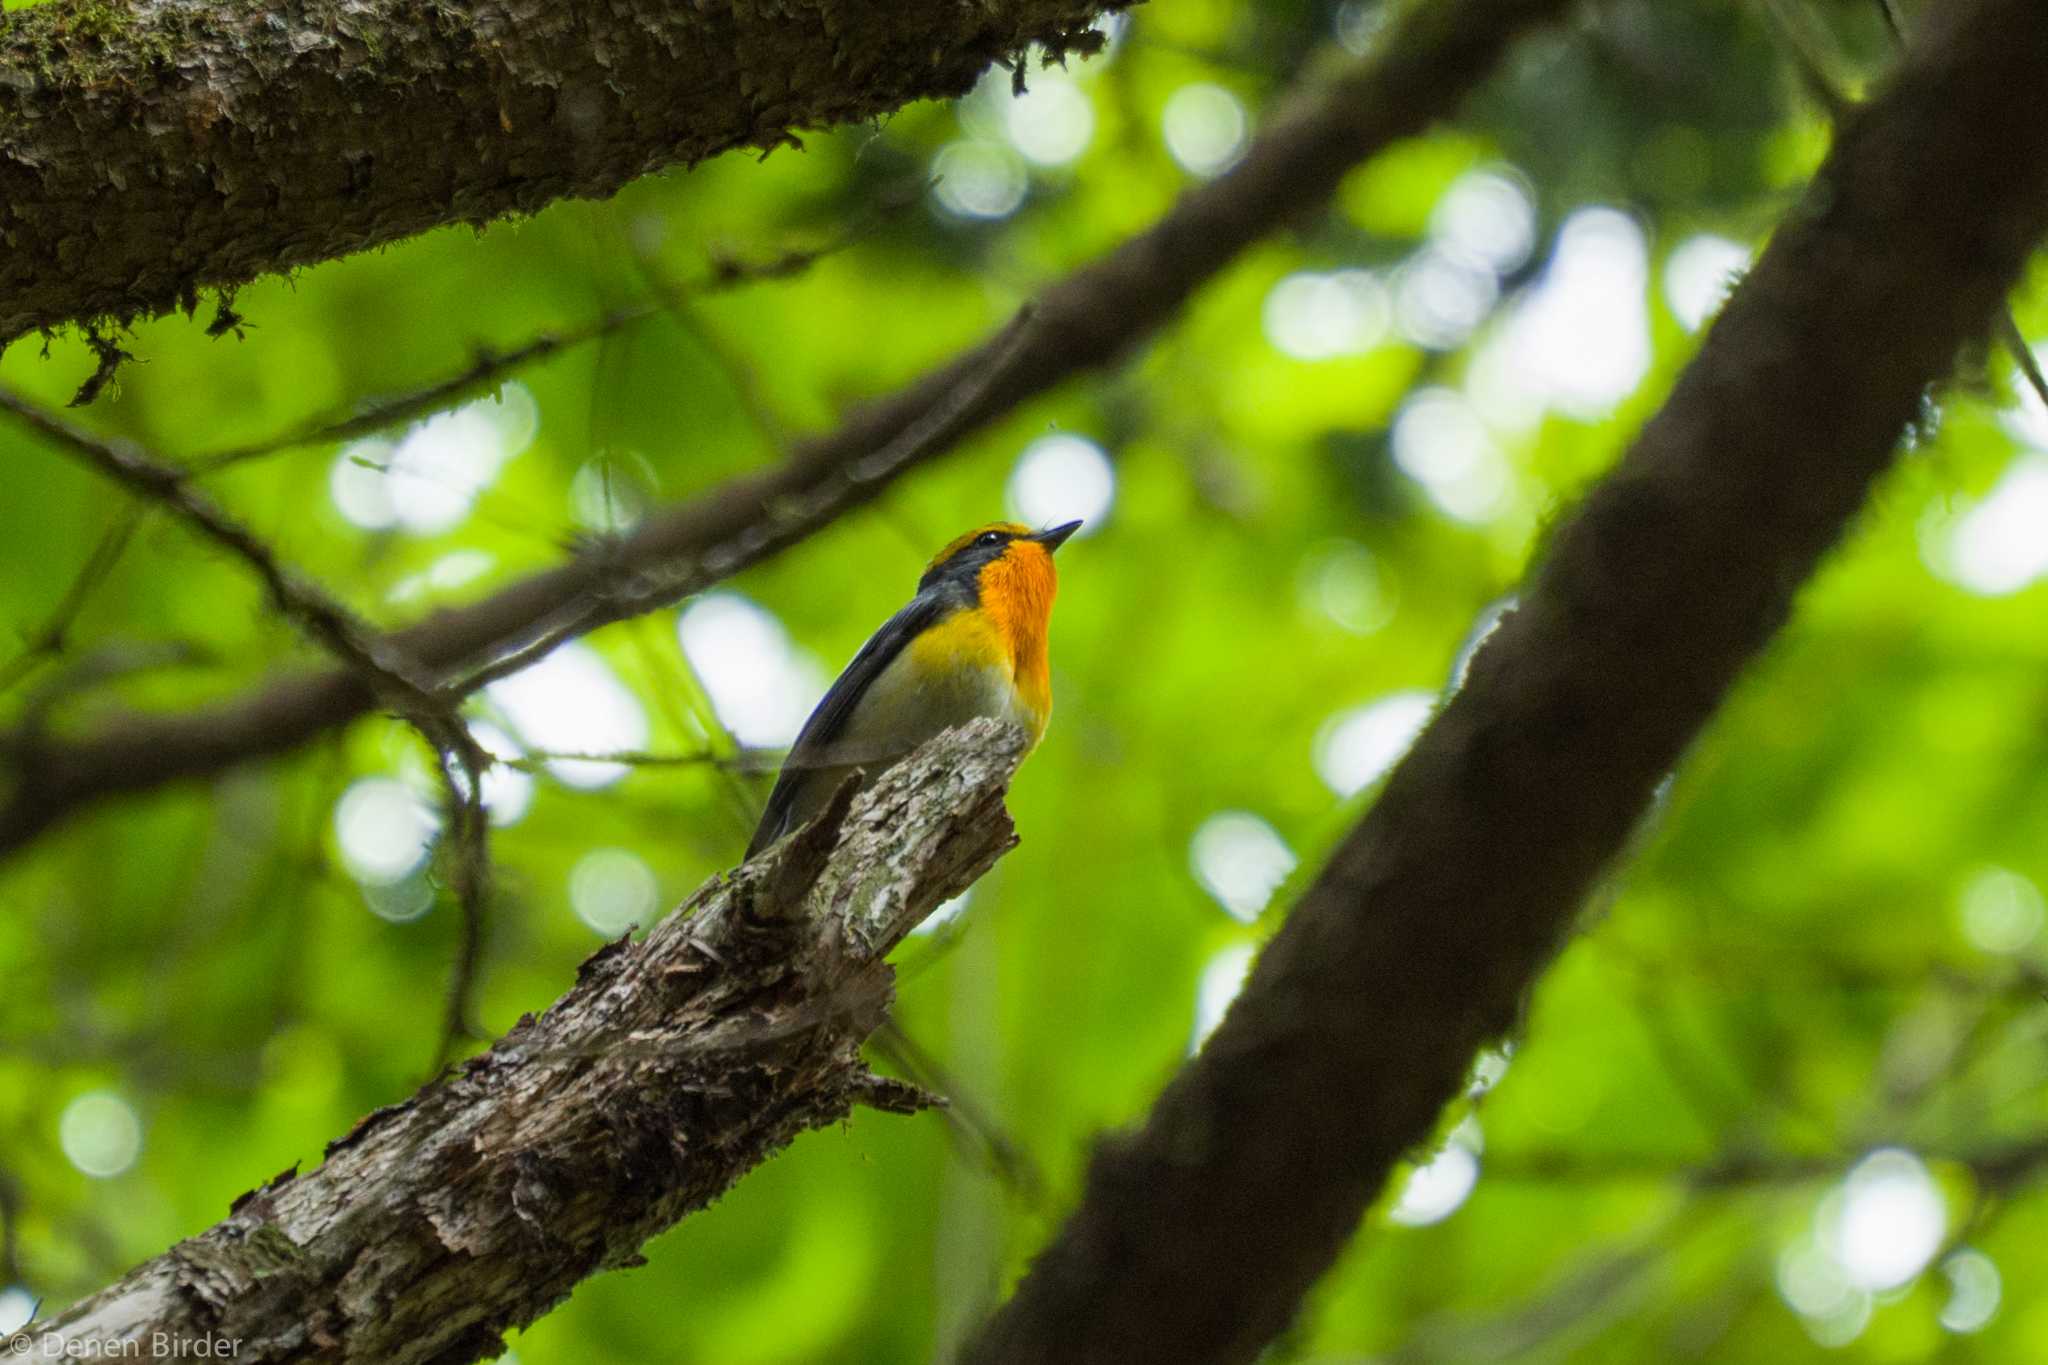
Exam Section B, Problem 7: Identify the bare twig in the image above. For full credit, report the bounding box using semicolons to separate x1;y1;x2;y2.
0;509;141;696
429;739;494;1074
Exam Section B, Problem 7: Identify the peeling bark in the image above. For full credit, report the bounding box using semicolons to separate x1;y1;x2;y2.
0;0;1120;341
13;721;1027;1365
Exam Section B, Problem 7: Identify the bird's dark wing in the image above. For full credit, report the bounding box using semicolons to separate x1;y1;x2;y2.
747;591;950;856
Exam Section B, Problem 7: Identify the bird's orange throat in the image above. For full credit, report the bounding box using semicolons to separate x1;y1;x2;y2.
978;541;1058;727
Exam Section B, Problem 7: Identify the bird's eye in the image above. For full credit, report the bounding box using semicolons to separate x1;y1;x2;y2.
976;531;1005;548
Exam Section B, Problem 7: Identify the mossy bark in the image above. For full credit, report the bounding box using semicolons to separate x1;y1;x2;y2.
0;0;1118;342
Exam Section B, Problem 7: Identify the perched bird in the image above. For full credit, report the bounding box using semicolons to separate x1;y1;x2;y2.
747;519;1081;856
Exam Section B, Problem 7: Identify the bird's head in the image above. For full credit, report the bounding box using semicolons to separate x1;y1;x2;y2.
917;520;1081;598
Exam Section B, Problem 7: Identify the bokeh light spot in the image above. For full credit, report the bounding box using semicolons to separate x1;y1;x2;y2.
1502;207;1651;418
1958;866;2044;953
486;642;651;788
1429;166;1537;275
1316;691;1434;796
1940;1250;2001;1333
1391;388;1512;523
1821;1148;1946;1292
1296;540;1393;635
1190;942;1256;1050
570;848;661;936
1007;434;1115;534
1189;812;1296;922
1392;248;1498;351
59;1092;143;1178
1162;83;1247;176
1004;73;1094;166
334;777;438;886
1665;233;1751;332
1930;455;2048;595
932;141;1028;221
677;594;826;749
1389;1139;1479;1226
1263;270;1391;360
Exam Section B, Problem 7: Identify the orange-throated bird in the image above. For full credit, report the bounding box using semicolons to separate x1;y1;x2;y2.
746;519;1081;856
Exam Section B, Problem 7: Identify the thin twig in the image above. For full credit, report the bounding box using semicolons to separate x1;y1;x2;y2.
0;507;141;695
429;741;493;1074
189;199;913;474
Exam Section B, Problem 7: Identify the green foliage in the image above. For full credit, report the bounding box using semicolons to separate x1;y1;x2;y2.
1;0;2044;1360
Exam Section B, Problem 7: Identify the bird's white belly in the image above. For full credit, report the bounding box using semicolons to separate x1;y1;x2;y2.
820;649;1026;773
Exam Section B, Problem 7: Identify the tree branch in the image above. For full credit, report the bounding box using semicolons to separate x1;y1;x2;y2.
9;720;1028;1365
962;1;2048;1361
0;0;1121;343
0;0;1581;861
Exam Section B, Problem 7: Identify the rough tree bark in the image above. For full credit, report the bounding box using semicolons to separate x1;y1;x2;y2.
8;720;1027;1365
0;0;1578;860
960;2;2048;1362
0;0;1122;343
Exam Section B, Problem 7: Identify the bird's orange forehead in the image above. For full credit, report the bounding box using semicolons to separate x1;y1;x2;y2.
926;521;1035;574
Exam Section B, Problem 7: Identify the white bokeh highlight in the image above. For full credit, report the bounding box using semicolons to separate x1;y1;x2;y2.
1189;812;1296;923
486;642;651;788
677;594;826;749
1390;1125;1481;1227
1391;387;1513;523
1940;1250;2001;1333
334;777;438;887
1430;167;1537;276
1263;270;1391;361
1393;248;1499;351
1957;866;2044;954
1295;540;1393;635
1162;83;1247;176
1495;207;1652;420
1665;233;1751;332
1821;1148;1946;1292
59;1092;143;1178
1007;434;1115;535
1190;942;1256;1050
330;385;539;535
570;848;661;936
1928;455;2048;595
1004;73;1094;166
932;141;1028;221
1315;691;1434;797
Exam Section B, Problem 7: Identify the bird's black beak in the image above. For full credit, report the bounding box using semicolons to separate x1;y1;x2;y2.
1034;520;1083;553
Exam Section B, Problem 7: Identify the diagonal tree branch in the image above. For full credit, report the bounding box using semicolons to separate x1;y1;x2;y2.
961;1;2048;1361
0;0;1122;344
0;0;1582;862
8;720;1028;1365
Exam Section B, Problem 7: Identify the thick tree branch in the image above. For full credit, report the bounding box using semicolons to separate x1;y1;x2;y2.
0;0;1579;860
9;720;1028;1365
0;0;1121;343
962;1;2048;1361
